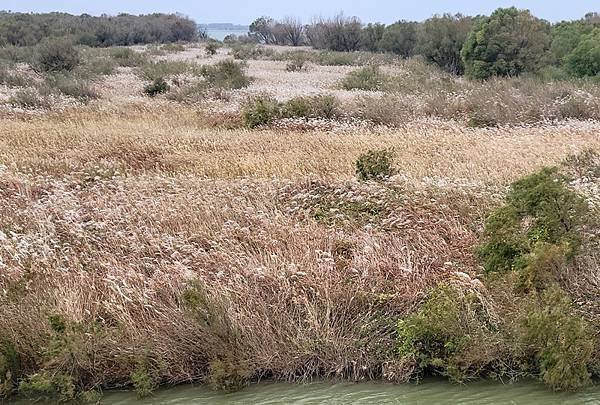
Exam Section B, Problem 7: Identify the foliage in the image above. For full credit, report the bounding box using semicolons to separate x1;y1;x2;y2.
242;96;282;128
566;29;600;77
522;285;593;391
283;95;340;119
208;358;249;392
355;149;395;181
478;167;586;279
8;89;51;109
0;343;19;398
378;21;418;58
285;52;309;72
416;14;473;75
462;8;552;79
360;23;385;52
42;73;99;101
307;14;363;52
200;60;251;89
341;66;386;91
19;372;77;403
130;361;157;398
144;78;170;97
139;60;199;81
34;38;80;72
0;12;197;47
109;47;148;67
397;285;497;382
205;41;220;56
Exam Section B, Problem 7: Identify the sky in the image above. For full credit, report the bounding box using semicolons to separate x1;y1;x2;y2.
0;0;597;25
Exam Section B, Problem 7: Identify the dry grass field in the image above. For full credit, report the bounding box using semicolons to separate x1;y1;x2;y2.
1;42;600;400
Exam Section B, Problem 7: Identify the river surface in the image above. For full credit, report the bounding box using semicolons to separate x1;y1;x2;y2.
99;379;600;404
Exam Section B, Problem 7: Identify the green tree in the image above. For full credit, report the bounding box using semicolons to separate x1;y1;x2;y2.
249;16;276;44
379;21;418;57
360;23;385;52
416;14;473;75
550;21;594;64
566;29;600;77
461;7;551;79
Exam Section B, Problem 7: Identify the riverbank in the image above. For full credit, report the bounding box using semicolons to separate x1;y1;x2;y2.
0;54;599;401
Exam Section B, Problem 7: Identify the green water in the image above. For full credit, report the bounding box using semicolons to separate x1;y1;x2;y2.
99;380;600;404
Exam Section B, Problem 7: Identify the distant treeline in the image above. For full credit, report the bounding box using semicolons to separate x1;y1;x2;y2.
247;9;600;78
0;12;198;47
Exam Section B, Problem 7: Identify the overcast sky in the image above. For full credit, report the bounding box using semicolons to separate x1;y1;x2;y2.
1;0;596;25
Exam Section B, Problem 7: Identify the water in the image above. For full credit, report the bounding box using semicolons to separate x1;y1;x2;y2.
206;29;248;41
100;379;600;404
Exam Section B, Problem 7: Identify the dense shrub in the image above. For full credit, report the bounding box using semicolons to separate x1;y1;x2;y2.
205;41;220;56
0;64;29;87
200;60;251;89
283;95;340;119
34;38;80;72
0;12;197;47
109;48;147;67
307;14;363;52
566;29;600;77
355;149;395;181
139;60;198;81
42;73;99;102
523;285;593;391
397;285;498;382
341;66;386;91
462;8;552;79
416;14;473;75
378;21;418;57
7;89;51;109
360;23;385;52
242;96;282;128
478;167;586;277
285;52;309;72
144;78;170;97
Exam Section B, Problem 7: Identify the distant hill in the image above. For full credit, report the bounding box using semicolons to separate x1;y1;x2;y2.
200;23;249;31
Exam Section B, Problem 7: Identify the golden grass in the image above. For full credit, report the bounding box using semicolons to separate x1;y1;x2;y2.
1;106;600;185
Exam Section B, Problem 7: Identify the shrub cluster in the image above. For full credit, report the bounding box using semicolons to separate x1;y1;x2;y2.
242;95;341;128
252;9;600;79
0;12;198;47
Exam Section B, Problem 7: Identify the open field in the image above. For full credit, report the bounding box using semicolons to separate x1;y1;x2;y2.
1;40;600;401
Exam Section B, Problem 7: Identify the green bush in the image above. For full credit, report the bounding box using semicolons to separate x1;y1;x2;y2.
462;8;551;79
144;78;170;97
283;95;340;119
566;29;600;78
0;64;29;87
19;372;77;403
42;73;99;102
355;149;395;181
161;43;186;53
109;47;148;67
397;285;496;382
139;60;198;81
34;38;81;73
209;358;249;392
478;167;586;279
285;52;309;72
341;66;386;91
205;41;219;56
231;45;274;60
200;60;251;89
0;343;19;398
7;89;51;109
523;285;593;391
130;362;157;398
242;96;282;128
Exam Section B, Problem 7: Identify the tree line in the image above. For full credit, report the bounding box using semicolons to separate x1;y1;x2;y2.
0;12;198;47
249;9;600;78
